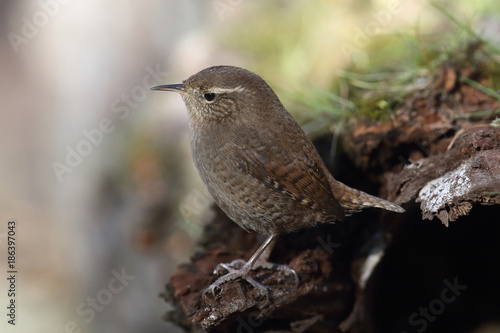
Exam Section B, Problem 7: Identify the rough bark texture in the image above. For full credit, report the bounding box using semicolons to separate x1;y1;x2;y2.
162;207;361;332
343;62;500;226
162;58;500;332
390;126;500;225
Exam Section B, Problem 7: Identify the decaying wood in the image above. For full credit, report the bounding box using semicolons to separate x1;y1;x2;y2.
343;62;500;226
390;125;500;225
162;207;359;332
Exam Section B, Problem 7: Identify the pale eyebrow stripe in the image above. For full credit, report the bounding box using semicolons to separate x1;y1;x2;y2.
210;85;246;94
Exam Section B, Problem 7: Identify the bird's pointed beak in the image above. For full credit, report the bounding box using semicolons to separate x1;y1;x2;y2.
150;83;184;92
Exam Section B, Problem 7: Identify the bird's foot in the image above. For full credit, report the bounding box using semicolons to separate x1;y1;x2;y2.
204;259;270;304
253;260;300;288
203;258;300;306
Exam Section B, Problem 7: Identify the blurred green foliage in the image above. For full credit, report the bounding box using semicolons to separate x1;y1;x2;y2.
215;0;500;127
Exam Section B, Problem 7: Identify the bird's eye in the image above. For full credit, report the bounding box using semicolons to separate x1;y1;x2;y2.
204;92;216;102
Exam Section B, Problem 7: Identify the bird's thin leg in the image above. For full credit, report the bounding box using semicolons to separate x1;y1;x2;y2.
206;235;278;297
251;233;278;264
252;235;299;287
204;234;299;301
244;234;279;270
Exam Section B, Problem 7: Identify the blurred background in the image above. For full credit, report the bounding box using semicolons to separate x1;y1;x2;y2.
0;1;498;332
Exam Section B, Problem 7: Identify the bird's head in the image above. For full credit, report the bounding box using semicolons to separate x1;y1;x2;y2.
151;65;280;125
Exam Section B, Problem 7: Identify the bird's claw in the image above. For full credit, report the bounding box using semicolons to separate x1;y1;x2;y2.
254;261;300;288
204;259;271;305
213;259;246;275
203;258;300;308
205;283;219;297
278;265;300;288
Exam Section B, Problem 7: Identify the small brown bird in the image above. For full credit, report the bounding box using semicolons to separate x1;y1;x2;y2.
152;66;404;295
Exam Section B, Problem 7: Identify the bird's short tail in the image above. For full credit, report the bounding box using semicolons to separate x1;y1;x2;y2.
332;181;405;214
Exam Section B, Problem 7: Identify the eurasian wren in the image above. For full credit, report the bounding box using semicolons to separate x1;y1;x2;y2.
152;66;404;296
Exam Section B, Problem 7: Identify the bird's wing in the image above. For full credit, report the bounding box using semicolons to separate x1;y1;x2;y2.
235;145;345;221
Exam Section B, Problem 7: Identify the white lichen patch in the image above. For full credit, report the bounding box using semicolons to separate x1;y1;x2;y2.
360;247;384;288
418;163;471;213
